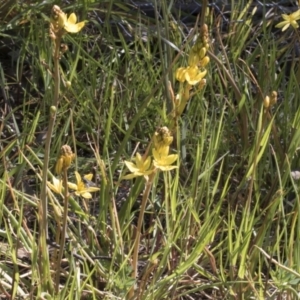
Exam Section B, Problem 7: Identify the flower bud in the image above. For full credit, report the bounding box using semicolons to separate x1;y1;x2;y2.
61;43;69;53
263;96;270;108
198;47;207;59
50;106;57;113
199;56;210;67
270;91;277;105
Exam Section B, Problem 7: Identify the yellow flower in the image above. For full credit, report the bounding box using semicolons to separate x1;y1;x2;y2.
51;5;85;34
123;153;153;179
276;10;300;31
61;12;85;33
68;172;100;199
175;66;207;85
152;148;178;171
47;176;63;194
184;66;207;85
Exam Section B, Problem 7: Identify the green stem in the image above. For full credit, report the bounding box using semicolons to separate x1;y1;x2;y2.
55;168;69;293
39;35;61;293
129;172;156;299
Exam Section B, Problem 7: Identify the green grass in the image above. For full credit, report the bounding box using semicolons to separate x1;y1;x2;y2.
1;0;300;299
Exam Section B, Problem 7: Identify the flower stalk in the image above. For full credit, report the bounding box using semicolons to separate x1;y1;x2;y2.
39;5;85;294
38;8;63;293
54;145;75;293
125;127;178;299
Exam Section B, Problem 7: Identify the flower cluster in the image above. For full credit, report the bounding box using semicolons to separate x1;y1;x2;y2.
123;127;178;180
175;24;210;88
263;91;277;109
170;24;210;123
276;10;300;31
50;5;85;39
48;145;100;199
55;145;75;174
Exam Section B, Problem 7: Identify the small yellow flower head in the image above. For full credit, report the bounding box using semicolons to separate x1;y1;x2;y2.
63;12;85;33
152;148;178;171
153;127;173;150
184;66;207;85
55;145;75;174
123;153;153;180
276;10;300;31
175;66;207;85
68;172;99;199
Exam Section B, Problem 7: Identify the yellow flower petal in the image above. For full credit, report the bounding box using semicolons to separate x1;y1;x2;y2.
122;173;140;180
68;182;78;191
47;176;63;194
81;192;92;199
65;21;85;33
124;153;153;179
153;149;178;171
75;171;81;184
175;67;186;82
135;153;144;168
124;161;139;173
163;154;178;165
68;13;77;24
154;165;178;171
142;156;152;170
85;187;100;193
83;173;93;181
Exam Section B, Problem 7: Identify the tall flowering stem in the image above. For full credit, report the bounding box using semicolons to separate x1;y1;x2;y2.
54;145;75;293
125;127;178;299
39;6;63;293
39;5;84;293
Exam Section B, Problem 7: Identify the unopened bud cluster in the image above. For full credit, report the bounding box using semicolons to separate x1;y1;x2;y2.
55;145;75;174
263;91;277;109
